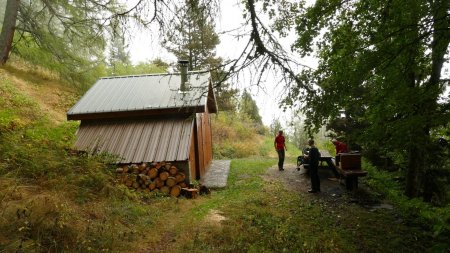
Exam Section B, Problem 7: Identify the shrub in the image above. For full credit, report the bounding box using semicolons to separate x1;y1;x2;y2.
212;112;264;159
363;159;450;246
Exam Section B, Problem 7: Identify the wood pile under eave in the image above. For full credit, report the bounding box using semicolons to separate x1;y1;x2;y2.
115;162;187;197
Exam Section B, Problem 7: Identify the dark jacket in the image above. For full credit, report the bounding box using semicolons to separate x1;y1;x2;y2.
308;146;320;167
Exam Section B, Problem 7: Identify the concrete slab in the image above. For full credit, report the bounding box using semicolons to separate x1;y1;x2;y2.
201;160;231;188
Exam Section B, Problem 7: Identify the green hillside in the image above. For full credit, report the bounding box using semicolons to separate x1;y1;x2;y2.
0;58;272;252
1;58;449;252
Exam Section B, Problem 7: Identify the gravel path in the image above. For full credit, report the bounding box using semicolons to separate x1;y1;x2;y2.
263;163;347;198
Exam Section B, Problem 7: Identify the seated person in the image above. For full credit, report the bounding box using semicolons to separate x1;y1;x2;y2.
331;139;349;166
297;147;311;170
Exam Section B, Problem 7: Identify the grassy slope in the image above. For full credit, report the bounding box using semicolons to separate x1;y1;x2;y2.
0;59;448;252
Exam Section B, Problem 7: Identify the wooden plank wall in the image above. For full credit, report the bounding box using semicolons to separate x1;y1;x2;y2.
188;128;197;181
187;106;213;182
201;106;212;176
195;106;213;179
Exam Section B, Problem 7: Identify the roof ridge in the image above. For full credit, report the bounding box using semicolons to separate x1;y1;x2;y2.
100;70;210;80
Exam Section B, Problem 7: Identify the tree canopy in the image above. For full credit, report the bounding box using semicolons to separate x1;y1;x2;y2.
162;0;221;70
212;0;449;200
240;89;263;125
268;0;449;198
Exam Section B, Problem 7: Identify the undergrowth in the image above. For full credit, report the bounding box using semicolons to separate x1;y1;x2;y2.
363;161;450;251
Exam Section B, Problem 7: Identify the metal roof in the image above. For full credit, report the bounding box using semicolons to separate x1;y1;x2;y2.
74;118;194;163
67;71;216;120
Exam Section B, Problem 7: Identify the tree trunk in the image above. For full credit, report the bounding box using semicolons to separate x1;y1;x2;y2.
405;145;422;197
0;0;20;65
148;181;156;191
405;0;450;198
116;163;190;197
429;0;450;90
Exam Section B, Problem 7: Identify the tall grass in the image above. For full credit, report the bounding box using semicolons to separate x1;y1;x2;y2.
212;112;265;159
212;112;303;160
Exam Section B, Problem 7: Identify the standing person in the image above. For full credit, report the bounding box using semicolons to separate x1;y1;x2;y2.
331;139;349;166
305;139;321;193
274;130;287;171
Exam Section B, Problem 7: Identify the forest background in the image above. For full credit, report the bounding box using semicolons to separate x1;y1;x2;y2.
0;0;449;252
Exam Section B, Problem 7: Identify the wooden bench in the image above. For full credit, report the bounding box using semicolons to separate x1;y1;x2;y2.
336;153;367;191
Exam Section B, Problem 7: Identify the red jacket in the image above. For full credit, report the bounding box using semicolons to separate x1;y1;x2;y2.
335;141;348;154
274;135;285;150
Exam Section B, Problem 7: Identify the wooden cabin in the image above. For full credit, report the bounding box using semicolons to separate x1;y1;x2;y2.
67;62;217;182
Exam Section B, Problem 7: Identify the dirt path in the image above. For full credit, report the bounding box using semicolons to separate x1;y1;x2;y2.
264;162;385;210
264;163;346;196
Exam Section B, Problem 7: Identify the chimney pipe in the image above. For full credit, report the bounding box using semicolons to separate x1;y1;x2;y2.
178;59;189;91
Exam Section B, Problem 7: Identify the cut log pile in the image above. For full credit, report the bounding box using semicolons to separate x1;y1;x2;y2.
115;162;188;197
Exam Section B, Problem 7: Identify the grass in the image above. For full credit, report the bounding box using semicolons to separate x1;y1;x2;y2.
1;58;448;252
260;136;301;162
127;158;440;253
1;155;443;252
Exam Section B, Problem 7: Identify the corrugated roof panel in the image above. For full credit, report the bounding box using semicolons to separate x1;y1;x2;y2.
89;80;119;113
160;78;173;109
165;120;183;160
115;122;138;163
87;82;110;113
176;119;194;161
143;120;164;162
74;118;194;163
77;123;104;152
154;120;175;161
74;123;93;150
122;121;146;162
67;81;99;115
131;121;154;163
67;72;212;117
97;122;117;153
84;125;101;152
130;78;149;110
104;122;125;155
122;78;142;111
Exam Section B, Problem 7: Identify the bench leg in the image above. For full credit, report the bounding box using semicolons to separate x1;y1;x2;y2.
345;177;358;191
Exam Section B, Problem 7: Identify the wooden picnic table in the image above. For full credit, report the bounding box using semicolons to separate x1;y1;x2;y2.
318;150;336;169
297;149;336;172
306;150;368;190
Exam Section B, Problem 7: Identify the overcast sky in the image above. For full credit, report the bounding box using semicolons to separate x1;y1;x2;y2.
128;0;316;129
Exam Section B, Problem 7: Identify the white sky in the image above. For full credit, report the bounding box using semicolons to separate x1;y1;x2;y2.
127;0;317;128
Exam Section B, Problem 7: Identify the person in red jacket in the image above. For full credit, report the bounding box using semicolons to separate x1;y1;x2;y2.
332;139;349;166
274;130;287;171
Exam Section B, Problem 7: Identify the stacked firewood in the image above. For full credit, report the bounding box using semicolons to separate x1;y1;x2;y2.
115;162;187;197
